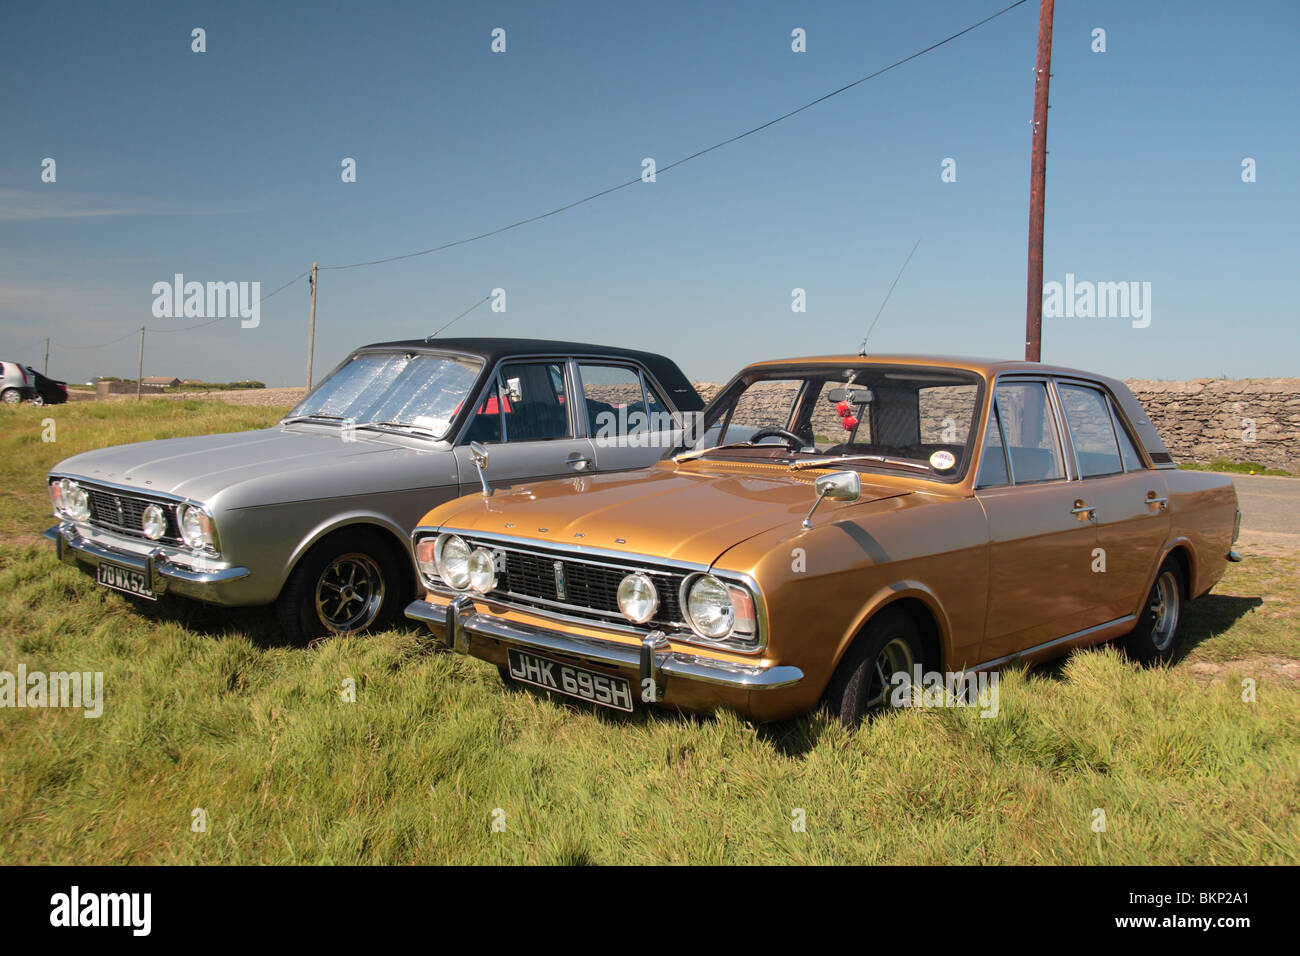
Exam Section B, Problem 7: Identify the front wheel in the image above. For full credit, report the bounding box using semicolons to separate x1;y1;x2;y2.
276;529;404;643
822;606;922;728
1122;562;1184;665
28;393;45;406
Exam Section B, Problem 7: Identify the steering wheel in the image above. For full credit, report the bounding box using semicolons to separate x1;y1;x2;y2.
749;427;805;451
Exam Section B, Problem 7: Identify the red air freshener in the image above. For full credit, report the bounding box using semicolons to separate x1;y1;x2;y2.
836;400;851;417
841;416;858;431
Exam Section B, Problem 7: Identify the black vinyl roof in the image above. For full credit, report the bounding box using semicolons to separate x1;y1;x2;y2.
356;336;704;411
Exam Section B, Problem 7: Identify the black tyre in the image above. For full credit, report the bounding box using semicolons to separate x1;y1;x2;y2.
1;388;21;404
1122;560;1184;665
822;606;923;728
276;529;404;643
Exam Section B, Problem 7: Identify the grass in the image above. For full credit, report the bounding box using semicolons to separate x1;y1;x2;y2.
1;400;1298;864
1179;459;1291;477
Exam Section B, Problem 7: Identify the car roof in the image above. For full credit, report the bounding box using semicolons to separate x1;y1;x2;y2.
353;336;703;411
741;353;1107;379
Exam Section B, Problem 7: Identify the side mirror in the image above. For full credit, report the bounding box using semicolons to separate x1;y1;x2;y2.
470;441;492;497
803;470;861;529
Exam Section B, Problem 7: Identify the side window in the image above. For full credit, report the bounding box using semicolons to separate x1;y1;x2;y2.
976;400;1010;488
493;361;571;442
993;381;1065;483
463;376;505;444
1058;384;1123;478
1109;398;1146;471
580;364;655;438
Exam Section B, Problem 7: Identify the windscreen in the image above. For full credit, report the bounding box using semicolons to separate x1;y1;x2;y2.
287;352;483;439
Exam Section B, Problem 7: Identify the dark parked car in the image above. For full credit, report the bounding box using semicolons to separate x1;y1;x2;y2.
47;338;704;641
25;367;68;405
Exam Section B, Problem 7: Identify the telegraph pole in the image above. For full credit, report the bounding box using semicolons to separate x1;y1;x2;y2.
306;262;318;390
136;326;145;401
43;337;49;376
1024;0;1054;362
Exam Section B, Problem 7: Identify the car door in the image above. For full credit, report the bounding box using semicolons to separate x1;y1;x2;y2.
453;359;597;495
1054;379;1171;624
975;378;1101;664
576;361;680;472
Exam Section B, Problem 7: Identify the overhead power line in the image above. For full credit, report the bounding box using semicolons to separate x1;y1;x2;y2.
39;0;1029;354
318;0;1029;273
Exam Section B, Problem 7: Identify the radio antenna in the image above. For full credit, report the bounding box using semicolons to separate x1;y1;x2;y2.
426;293;493;341
858;236;922;356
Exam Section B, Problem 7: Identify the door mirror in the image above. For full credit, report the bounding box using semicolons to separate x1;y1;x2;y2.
803;470;861;529
469;441;491;497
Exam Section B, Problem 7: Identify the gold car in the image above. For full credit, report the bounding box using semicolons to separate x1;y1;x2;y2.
404;355;1241;724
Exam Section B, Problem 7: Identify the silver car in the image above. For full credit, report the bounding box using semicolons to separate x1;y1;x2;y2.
45;337;703;641
1;360;35;404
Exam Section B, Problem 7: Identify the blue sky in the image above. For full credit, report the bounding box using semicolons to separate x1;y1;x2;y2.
1;0;1296;386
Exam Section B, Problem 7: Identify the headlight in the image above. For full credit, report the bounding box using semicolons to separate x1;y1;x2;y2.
468;548;497;594
177;504;214;550
435;533;472;590
141;503;166;540
685;574;735;638
617;572;659;624
59;479;90;521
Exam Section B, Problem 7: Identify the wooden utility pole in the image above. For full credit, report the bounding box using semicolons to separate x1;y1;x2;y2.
1024;0;1054;362
306;262;318;389
43;337;49;376
136;326;145;401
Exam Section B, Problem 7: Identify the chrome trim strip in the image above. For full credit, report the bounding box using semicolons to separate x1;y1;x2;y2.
403;599;801;691
966;615;1136;672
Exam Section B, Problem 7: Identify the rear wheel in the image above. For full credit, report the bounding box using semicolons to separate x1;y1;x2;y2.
1121;561;1184;665
1;388;21;404
276;529;404;643
822;606;922;728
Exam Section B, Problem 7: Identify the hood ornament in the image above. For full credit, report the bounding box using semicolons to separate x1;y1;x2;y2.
802;470;861;529
470;442;492;497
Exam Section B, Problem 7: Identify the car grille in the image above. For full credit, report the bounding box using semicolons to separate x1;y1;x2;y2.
85;486;182;545
468;539;689;630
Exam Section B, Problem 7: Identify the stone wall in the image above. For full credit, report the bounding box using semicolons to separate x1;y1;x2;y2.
688;378;1300;471
1124;378;1300;471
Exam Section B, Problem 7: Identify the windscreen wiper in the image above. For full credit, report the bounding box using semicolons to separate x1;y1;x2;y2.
357;420;439;437
281;413;347;425
789;454;932;473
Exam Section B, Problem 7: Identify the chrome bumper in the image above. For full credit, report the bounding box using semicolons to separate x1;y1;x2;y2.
405;595;803;692
46;523;252;605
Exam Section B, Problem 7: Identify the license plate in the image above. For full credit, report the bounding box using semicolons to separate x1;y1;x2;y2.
96;560;156;600
506;648;634;712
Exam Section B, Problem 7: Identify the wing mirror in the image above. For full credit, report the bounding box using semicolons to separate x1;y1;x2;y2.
802;470;861;529
470;441;492;497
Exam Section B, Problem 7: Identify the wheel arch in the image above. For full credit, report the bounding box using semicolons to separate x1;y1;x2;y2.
828;581;950;686
278;513;416;601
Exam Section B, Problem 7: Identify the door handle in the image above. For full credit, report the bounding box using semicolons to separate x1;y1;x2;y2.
567;455;593;471
1144;492;1168;512
1071;499;1098;522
